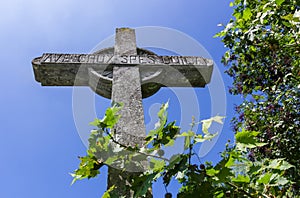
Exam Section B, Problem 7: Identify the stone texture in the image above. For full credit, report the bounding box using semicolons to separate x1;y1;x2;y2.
108;28;148;197
111;28;145;144
32;52;213;99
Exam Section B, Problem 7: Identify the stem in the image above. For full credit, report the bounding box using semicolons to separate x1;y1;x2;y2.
105;129;170;162
193;148;202;163
164;183;169;193
188;144;192;166
226;182;255;198
188;116;196;166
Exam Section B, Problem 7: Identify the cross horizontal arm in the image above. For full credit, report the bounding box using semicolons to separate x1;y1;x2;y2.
32;53;213;87
36;53;213;67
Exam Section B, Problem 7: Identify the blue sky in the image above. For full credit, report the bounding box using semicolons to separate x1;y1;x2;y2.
0;1;237;197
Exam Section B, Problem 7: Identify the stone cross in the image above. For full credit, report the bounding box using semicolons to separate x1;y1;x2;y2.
32;28;213;197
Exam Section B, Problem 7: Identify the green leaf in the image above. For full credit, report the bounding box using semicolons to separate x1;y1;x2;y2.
101;105;122;128
201;116;225;134
150;158;165;172
132;173;156;197
276;176;289;186
267;159;281;169
104;156;119;165
89;118;101;127
177;131;195;137
206;168;220;176
194;133;217;143
229;2;234;7
102;185;116;198
169;154;181;166
235;129;264;148
157;101;169;118
257;173;272;184
215;191;224;198
225;156;235;168
71;154;101;184
255;143;268;147
233;12;242;20
175;171;185;180
279;160;294;170
275;0;285;6
177;131;195;150
165;139;175;147
146;102;170;146
184;136;191;150
70;173;81;185
243;8;252;21
232;175;250;183
194;135;205;143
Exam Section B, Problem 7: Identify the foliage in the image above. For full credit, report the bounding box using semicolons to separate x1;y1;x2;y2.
72;103;295;197
216;0;300;193
71;1;300;197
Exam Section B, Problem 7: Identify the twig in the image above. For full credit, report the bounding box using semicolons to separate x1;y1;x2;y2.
193;148;202;164
105;129;170;162
226;182;255;198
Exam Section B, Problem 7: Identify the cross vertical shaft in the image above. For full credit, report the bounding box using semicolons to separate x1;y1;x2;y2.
107;28;150;197
112;28;146;145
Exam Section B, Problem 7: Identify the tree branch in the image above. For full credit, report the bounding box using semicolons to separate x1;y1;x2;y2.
226;182;255;198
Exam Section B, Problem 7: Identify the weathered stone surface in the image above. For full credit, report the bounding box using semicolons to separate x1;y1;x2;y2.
36;53;212;67
109;28;149;197
32;48;213;99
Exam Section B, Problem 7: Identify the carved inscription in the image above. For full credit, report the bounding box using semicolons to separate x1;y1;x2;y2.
41;53;114;64
119;55;207;65
40;53;210;66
